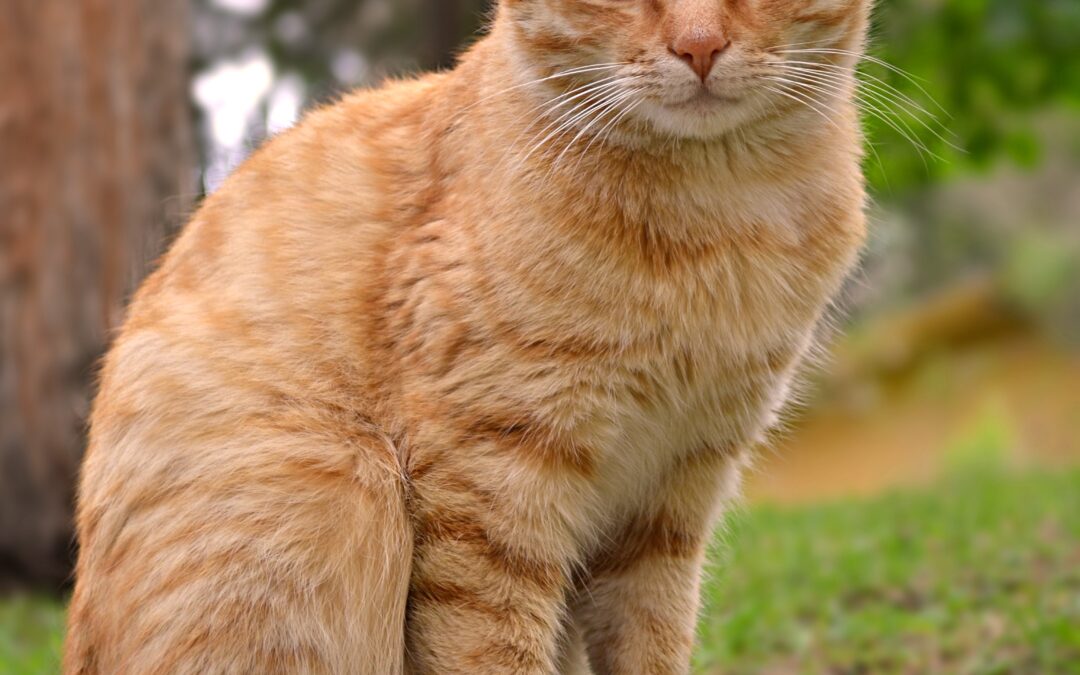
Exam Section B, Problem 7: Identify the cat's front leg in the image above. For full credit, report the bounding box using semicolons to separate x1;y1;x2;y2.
404;460;582;674
576;446;744;675
575;519;708;674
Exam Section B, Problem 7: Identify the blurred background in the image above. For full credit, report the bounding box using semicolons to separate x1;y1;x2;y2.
1;0;1077;672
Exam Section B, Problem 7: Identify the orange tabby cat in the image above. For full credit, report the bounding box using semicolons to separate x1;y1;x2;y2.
66;0;869;672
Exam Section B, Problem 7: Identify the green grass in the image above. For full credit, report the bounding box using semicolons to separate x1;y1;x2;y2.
697;466;1080;674
0;595;64;674
2;468;1078;674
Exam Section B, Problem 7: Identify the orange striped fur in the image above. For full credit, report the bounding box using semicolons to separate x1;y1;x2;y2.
66;0;870;672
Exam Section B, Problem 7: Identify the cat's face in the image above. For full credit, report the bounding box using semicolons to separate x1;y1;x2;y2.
503;0;870;139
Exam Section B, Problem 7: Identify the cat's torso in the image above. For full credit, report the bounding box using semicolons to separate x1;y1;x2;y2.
104;74;863;563
364;92;865;546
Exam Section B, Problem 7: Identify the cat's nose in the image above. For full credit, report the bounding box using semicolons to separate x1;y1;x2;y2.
670;29;732;82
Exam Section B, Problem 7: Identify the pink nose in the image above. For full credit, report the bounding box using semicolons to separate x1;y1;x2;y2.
670;30;732;81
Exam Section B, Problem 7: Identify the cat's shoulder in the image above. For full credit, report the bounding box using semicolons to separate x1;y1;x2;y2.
123;75;455;348
234;73;446;186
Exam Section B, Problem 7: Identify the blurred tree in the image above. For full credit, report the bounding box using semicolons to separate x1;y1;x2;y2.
192;0;485;92
0;0;195;591
192;0;490;109
427;0;479;70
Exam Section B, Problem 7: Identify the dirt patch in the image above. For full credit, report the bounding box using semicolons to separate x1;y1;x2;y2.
746;337;1080;505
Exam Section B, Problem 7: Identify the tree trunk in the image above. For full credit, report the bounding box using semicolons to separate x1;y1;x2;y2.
427;0;464;70
0;0;194;592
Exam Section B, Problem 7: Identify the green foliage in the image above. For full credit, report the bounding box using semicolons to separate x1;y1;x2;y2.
863;0;1080;194
696;466;1080;674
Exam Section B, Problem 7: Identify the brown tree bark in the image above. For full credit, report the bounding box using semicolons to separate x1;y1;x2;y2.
0;0;194;592
428;0;466;70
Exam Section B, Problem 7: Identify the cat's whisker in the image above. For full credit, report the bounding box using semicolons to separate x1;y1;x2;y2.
457;62;631;116
766;36;845;52
781;66;941;139
522;79;641;163
758;78;894;181
525;78;634;136
772;64;961;154
764;48;962;159
525;90;626;151
523;94;618;163
529;92;630;180
780;47;928;84
534;75;629;117
763;74;937;165
555;88;644;167
776;47;951;118
758;83;848;137
509;75;636;149
766;71;926;148
584;95;644;158
540;91;630;163
776;60;947;130
580;97;645;169
504;77;632;164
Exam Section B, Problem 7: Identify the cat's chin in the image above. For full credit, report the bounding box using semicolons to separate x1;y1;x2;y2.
634;97;763;141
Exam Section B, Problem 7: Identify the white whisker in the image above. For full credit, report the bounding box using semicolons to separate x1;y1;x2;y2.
555;88;643;166
458;62;630;115
763;74;937;164
766;36;845;52
777;60;946;127
534;76;632;121
759;82;849;137
523;80;640;162
773;63;961;153
491;76;635;173
582;97;644;166
758;79;894;177
776;48;950;118
525;95;618;162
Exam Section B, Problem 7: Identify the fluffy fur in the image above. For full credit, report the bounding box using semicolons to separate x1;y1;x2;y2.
66;0;869;672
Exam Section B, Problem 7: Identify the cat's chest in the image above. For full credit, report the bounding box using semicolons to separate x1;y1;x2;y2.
528;342;786;544
582;323;805;488
547;235;836;506
392;191;860;499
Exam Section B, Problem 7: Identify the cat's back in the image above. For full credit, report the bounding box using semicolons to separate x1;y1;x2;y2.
100;74;447;413
66;76;452;674
79;73;456;523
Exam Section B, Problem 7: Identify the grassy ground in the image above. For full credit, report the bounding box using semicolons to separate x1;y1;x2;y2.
2;467;1078;674
697;465;1080;674
0;595;64;674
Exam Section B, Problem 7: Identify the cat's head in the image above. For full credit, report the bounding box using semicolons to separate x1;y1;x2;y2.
499;0;871;140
